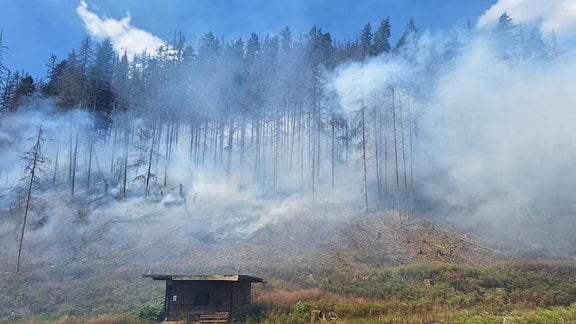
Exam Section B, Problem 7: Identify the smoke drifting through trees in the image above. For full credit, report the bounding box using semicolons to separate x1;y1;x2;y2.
415;36;576;252
16;127;47;272
0;11;574;269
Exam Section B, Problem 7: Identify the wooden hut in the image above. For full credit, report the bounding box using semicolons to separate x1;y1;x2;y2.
144;274;264;323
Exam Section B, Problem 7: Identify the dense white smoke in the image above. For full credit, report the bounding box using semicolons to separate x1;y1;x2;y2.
417;36;576;231
328;27;576;252
478;0;576;39
3;1;576;269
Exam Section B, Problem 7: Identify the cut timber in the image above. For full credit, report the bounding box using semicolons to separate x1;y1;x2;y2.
195;311;230;323
459;237;500;254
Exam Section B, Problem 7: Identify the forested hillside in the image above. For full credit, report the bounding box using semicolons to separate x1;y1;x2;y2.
2;9;576;322
0;11;574;281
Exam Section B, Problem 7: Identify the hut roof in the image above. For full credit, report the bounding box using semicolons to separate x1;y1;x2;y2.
143;274;265;283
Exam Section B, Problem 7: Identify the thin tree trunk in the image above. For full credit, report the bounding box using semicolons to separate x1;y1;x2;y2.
201;121;208;168
273;112;280;199
17;127;43;272
360;60;368;213
239;115;246;169
145;123;157;199
122;133;129;199
406;94;415;220
71;131;79;198
87;133;94;192
361;106;369;212
52;139;60;186
226;116;234;182
331;118;336;191
373;100;382;198
390;87;402;226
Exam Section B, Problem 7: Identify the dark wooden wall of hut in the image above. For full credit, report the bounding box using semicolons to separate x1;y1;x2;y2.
163;279;253;321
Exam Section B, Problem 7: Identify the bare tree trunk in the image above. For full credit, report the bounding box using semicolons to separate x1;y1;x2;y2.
273;111;280;199
397;90;411;223
288;108;297;172
71;130;79;198
145;123;157;199
110;123;118;174
331;118;336;191
164;121;171;187
310;122;316;203
216;119;225;167
201;121;208;168
86;133;94;192
390;87;402;226
52;138;60;186
17;127;43;272
121;133;129;199
406;94;415;220
188;124;198;169
68;127;73;185
260;120;268;199
361;105;369;212
359;60;369;213
226;116;234;182
383;104;389;199
373;100;382;198
299;104;304;192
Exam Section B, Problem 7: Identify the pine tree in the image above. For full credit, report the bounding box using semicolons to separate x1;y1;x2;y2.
2;71;34;111
280;26;292;52
246;33;261;63
41;54;64;98
360;23;373;58
112;51;130;111
395;17;418;52
373;18;391;55
492;12;521;61
57;51;83;109
77;36;94;108
89;39;116;125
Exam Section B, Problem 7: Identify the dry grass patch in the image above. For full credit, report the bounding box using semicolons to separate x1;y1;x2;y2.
255;288;325;311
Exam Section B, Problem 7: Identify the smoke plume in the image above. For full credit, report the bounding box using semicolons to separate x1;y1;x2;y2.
478;0;576;39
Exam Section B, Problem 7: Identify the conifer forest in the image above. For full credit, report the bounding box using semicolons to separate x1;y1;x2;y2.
1;13;574;263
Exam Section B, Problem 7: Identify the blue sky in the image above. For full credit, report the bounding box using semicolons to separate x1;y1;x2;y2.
1;0;574;79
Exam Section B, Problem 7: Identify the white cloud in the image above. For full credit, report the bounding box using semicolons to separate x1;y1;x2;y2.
76;1;167;58
477;0;576;38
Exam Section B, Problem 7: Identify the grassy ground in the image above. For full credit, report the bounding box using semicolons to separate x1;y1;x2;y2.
251;260;576;323
3;260;576;323
2;211;576;323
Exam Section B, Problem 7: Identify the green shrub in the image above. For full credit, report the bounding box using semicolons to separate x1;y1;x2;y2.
294;300;312;315
134;303;163;321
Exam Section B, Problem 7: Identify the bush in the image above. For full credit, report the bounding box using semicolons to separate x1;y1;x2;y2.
294;300;312;315
134;303;163;321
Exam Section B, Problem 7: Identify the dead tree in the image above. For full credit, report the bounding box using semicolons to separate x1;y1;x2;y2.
17;127;47;272
390;86;402;226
